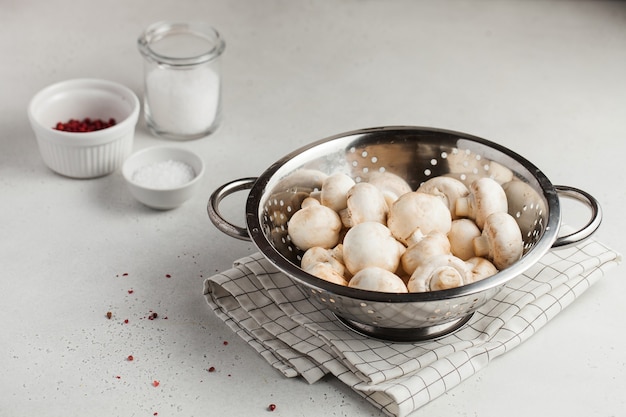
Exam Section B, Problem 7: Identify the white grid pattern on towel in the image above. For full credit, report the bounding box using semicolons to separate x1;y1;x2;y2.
204;237;620;417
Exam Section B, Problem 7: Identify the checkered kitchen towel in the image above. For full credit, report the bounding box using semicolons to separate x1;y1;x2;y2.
203;236;621;417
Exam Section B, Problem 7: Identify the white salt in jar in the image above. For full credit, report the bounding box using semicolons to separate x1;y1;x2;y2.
138;22;225;140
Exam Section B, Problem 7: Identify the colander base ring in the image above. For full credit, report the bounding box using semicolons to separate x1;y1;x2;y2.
334;313;474;343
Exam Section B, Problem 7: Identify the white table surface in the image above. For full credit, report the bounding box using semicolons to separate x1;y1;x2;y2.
2;1;625;416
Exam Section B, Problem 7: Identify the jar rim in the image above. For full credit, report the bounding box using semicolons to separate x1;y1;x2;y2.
137;21;225;66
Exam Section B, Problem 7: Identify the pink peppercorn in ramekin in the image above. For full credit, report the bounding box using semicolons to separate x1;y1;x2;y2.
27;78;140;178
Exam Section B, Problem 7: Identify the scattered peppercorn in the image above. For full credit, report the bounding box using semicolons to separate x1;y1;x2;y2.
106;311;112;319
54;117;116;132
124;319;129;324
208;366;216;373
268;404;277;411
165;274;171;278
127;355;134;361
148;312;158;320
223;341;228;346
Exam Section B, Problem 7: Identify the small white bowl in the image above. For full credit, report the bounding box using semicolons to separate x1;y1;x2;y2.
122;146;205;210
28;78;140;178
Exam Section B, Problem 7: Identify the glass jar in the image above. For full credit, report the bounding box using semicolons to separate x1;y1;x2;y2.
138;22;226;140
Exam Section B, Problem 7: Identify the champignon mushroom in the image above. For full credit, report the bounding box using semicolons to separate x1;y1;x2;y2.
366;171;413;208
407;254;470;292
401;231;451;275
387;191;452;246
448;218;482;261
502;179;547;239
465;256;498;283
417;176;469;220
304;262;348;286
342;221;406;275
301;245;346;277
473;211;523;270
287;198;342;251
455;177;508;229
348;267;408;293
320;173;356;212
339;182;388;228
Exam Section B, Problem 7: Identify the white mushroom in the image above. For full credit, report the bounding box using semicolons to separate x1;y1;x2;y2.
320;173;356;212
304;262;348;286
287;198;342;250
455;177;508;229
387;191;452;246
407;254;470;292
342;221;406;275
339;182;388;228
348;267;408;293
366;171;413;207
301;245;346;277
465;257;498;283
473;211;523;270
401;231;451;275
417;176;469;219
448;218;481;261
502;179;547;239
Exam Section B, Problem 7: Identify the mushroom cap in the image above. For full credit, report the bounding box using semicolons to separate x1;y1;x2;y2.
455;177;508;229
401;231;451;275
448;218;482;261
407;254;470;292
320;173;356;212
502;179;547;238
465;257;498;283
304;262;348;286
340;182;389;227
473;211;523;270
387;191;452;246
342;221;406;275
301;246;346;277
366;171;413;207
417;176;469;219
287;199;342;250
348;267;408;293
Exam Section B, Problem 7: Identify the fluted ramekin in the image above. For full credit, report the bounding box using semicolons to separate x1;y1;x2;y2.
28;78;140;178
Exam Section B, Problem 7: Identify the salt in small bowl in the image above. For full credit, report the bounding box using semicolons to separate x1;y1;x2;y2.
122;146;205;210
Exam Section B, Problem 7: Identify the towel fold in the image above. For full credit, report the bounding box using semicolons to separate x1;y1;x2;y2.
204;237;621;417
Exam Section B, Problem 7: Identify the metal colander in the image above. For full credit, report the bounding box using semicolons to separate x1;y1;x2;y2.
209;126;601;342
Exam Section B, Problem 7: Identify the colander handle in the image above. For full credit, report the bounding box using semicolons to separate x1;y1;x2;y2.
207;177;257;241
552;185;603;249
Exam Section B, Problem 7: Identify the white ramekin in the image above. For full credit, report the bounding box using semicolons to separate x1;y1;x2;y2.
27;78;140;178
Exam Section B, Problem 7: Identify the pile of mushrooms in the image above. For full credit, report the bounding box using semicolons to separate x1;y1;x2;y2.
286;170;524;293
